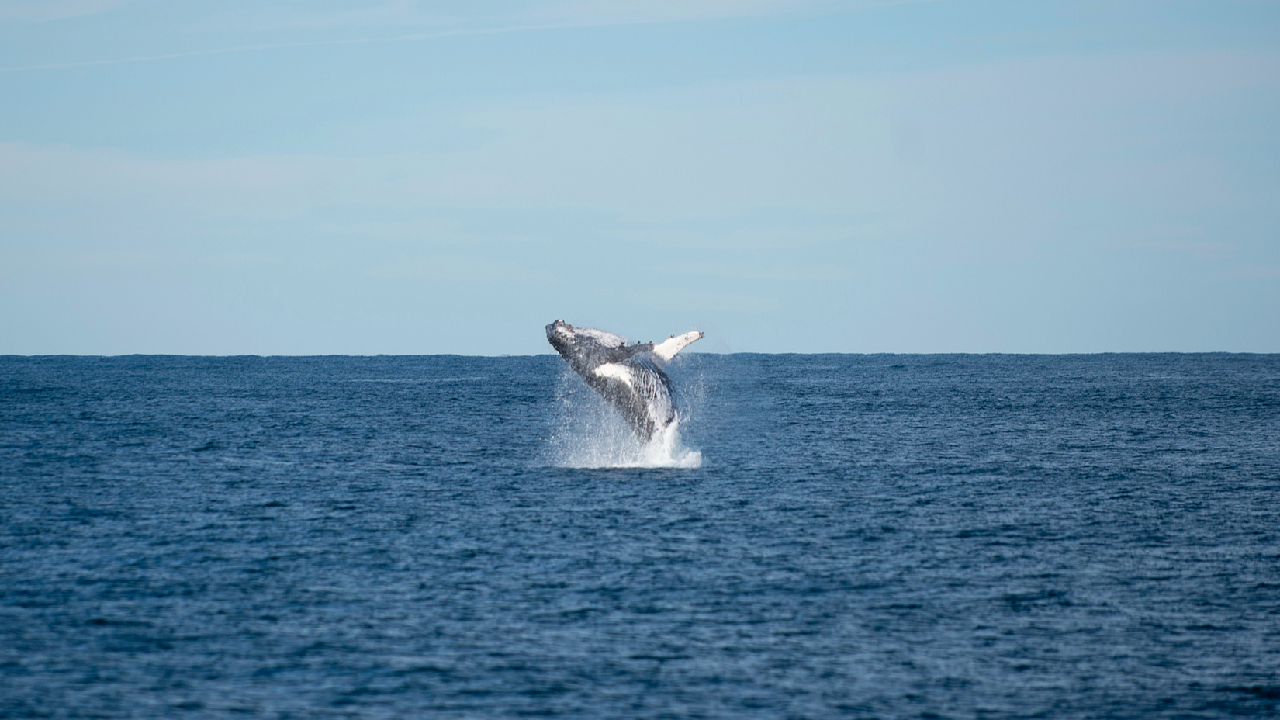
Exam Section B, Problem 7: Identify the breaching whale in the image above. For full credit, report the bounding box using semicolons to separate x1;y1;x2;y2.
546;320;703;443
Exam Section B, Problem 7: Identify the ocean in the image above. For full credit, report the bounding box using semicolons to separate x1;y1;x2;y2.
1;353;1278;718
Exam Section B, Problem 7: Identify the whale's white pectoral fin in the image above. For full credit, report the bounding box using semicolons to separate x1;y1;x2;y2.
652;331;704;363
593;362;634;388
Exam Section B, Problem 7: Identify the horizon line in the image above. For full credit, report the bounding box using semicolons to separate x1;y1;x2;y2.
0;351;1271;359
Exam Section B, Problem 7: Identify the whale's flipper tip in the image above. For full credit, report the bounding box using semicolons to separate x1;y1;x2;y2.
652;330;704;362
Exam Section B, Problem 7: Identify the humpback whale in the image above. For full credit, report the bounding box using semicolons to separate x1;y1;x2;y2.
546;320;703;442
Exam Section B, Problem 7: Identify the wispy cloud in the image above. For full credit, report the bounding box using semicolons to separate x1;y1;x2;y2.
0;0;127;22
516;0;855;27
6;50;1272;224
0;0;932;72
0;24;566;73
196;0;905;34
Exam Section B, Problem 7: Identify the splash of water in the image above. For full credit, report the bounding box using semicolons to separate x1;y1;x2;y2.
547;372;702;469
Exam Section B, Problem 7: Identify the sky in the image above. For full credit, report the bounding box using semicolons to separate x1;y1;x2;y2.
1;0;1277;355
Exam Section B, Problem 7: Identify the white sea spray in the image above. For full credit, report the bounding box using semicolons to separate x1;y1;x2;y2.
547;368;702;469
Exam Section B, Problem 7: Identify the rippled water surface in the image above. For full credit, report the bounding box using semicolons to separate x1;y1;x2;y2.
2;354;1278;718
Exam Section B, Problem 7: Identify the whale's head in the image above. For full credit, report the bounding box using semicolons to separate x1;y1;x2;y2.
545;319;574;351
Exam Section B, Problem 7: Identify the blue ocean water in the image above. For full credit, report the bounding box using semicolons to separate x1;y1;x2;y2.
1;353;1278;719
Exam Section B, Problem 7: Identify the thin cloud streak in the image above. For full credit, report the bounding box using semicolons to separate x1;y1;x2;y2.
0;0;937;73
0;23;576;73
0;0;126;22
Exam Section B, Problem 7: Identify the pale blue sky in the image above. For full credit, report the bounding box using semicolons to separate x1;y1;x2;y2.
2;0;1277;354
